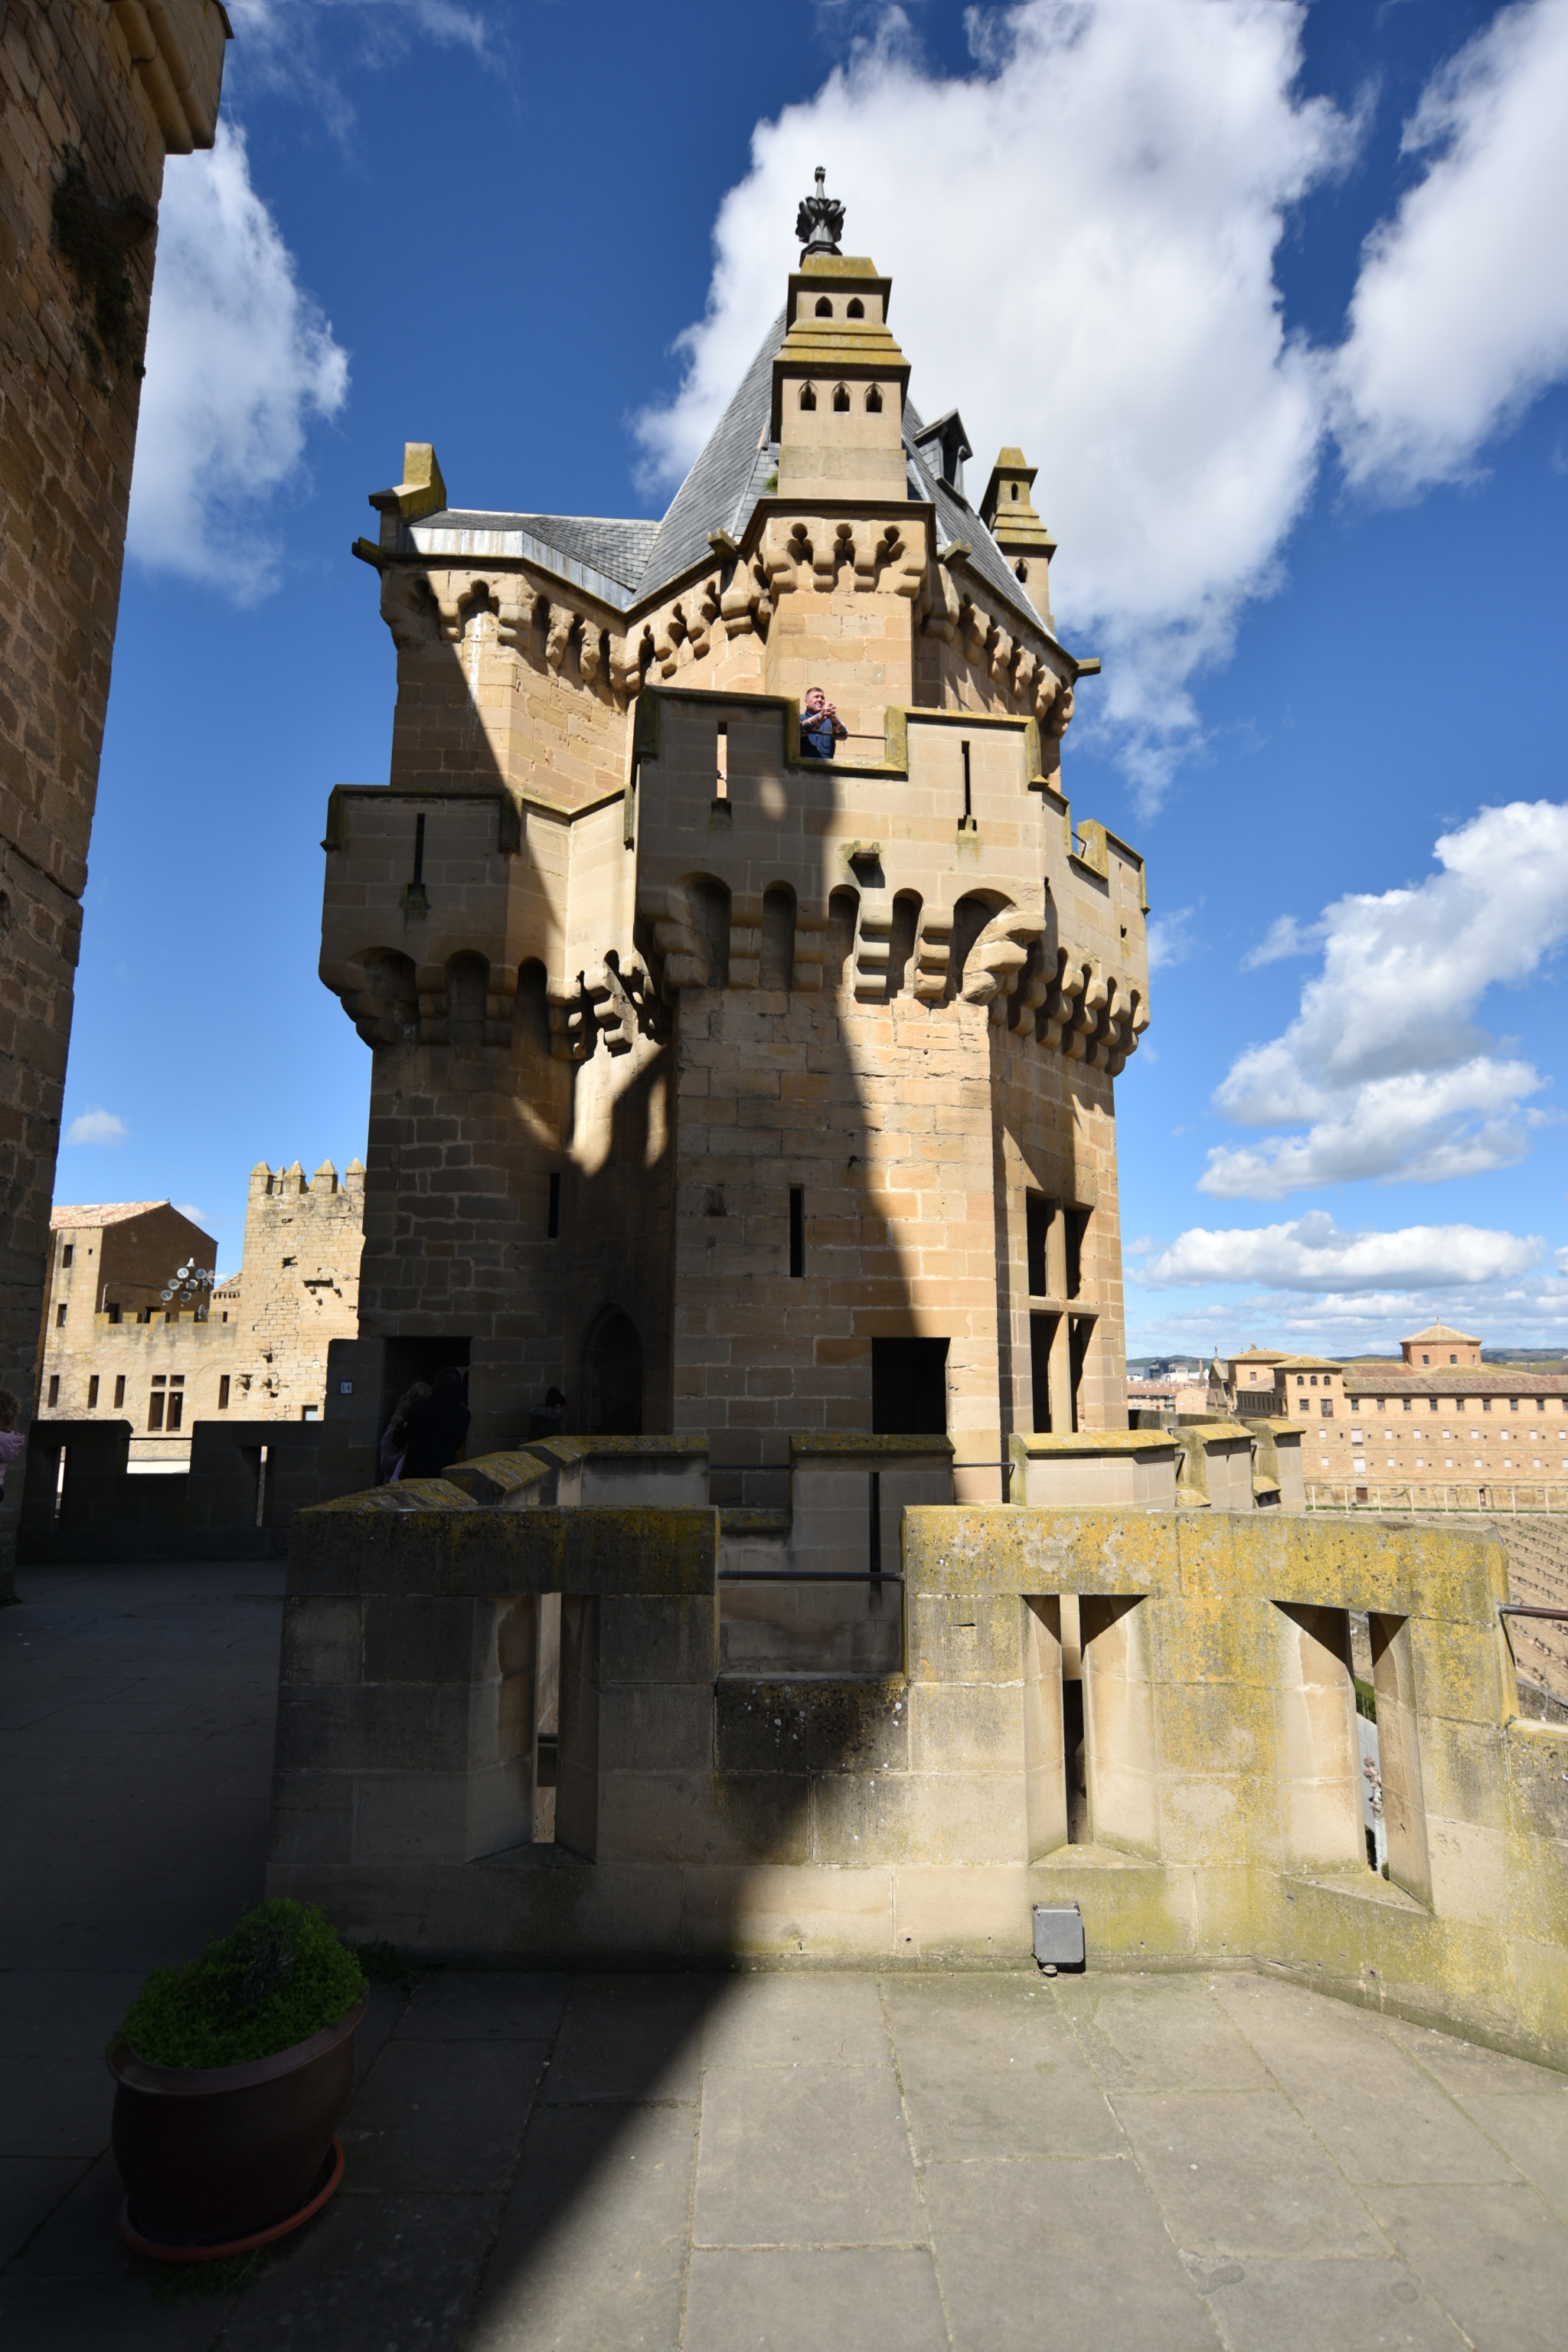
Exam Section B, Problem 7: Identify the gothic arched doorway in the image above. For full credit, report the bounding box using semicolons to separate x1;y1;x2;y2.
582;1306;643;1435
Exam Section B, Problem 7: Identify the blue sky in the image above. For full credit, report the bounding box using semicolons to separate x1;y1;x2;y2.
57;0;1568;1361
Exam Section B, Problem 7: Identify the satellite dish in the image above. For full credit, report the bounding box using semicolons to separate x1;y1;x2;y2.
160;1290;172;1302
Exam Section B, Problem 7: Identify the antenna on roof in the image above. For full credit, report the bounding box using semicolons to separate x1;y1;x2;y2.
795;165;844;260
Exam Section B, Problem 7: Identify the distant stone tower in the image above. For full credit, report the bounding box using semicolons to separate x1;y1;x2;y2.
322;176;1150;1498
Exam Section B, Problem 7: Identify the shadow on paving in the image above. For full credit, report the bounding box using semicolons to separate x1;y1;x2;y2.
8;1572;1568;2350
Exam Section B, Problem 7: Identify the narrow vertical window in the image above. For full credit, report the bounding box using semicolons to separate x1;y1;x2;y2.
168;1390;184;1432
789;1186;805;1277
547;1172;561;1240
147;1384;165;1432
715;721;728;799
1025;1194;1051;1296
56;1303;67;1328
87;1375;99;1409
218;1374;230;1410
413;811;426;881
113;1374;126;1409
61;1243;74;1269
47;1374;60;1407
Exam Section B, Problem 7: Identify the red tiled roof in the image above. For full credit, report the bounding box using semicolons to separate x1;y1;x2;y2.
50;1200;168;1230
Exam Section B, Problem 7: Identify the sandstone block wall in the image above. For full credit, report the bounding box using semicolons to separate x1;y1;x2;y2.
0;0;227;1582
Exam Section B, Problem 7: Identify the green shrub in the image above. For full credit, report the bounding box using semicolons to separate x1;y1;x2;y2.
120;1901;366;2069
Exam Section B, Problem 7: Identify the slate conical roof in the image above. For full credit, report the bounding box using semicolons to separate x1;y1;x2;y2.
396;308;1048;641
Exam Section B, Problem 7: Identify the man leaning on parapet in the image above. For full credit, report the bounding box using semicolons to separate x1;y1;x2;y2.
799;685;848;760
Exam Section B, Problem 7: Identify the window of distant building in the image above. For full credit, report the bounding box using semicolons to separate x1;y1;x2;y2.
55;1304;66;1327
218;1374;230;1411
167;1376;184;1432
87;1376;99;1408
148;1375;166;1432
47;1374;59;1406
113;1374;125;1409
106;1303;122;1325
1298;1398;1308;1413
1321;1398;1333;1416
61;1243;73;1269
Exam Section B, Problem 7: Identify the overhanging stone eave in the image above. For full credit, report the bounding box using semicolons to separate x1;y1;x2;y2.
353;524;636;617
621;494;938;629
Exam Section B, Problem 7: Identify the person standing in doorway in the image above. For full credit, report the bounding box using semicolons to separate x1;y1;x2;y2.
399;1367;471;1479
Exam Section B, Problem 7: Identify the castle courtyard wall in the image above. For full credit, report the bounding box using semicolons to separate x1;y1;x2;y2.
0;0;228;1582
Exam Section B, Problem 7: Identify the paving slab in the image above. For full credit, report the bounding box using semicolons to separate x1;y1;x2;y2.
702;1968;889;2068
469;2099;697;2351
1368;2183;1568;2351
884;1971;1122;2158
1059;1974;1271;2092
394;1970;570;2044
923;2151;1220;2351
1211;1975;1522;2184
541;1972;711;2105
694;2057;924;2246
341;2036;548;2194
1116;2089;1387;2258
684;2246;949;2350
221;2189;503;2352
1183;2253;1465;2351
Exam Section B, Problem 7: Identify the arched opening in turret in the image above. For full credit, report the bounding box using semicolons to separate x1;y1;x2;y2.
825;887;859;992
814;296;832;317
1011;482;1019;499
687;876;731;989
886;891;922;1000
760;885;796;995
581;1305;643;1436
847;297;864;318
446;952;488;1049
864;384;882;413
946;892;1007;1004
799;382;816;411
832;384;850;413
514;959;550;1054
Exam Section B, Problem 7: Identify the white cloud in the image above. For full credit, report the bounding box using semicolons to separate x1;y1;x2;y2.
65;1109;127;1146
1146;906;1197;974
127;120;349;601
635;2;1352;807
1240;912;1322;969
1200;800;1568;1198
1142;1210;1540;1292
1334;0;1568;496
225;2;495;136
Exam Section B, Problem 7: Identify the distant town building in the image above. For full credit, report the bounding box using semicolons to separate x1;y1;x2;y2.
38;1162;364;1462
1217;1328;1568;1504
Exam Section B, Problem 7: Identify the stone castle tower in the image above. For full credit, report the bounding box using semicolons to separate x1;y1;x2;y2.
322;178;1150;1499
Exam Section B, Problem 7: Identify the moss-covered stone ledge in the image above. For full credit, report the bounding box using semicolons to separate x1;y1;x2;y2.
444;1450;553;1508
523;1436;709;1509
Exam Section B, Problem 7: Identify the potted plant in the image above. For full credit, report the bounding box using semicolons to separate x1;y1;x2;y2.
107;1899;367;2261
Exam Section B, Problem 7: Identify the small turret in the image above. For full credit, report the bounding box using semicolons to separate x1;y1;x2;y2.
981;449;1057;630
772;173;910;505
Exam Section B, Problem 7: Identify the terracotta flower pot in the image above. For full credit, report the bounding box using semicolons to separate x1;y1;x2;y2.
108;1996;366;2253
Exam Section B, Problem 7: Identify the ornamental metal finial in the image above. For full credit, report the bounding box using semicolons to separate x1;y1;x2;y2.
795;165;844;259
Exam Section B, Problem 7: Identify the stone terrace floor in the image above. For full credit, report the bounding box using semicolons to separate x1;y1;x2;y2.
4;1567;1568;2350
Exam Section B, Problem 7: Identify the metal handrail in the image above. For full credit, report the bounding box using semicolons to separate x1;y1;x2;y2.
718;1570;903;1583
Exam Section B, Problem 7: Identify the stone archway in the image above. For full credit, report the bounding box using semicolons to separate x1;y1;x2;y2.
582;1305;643;1435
